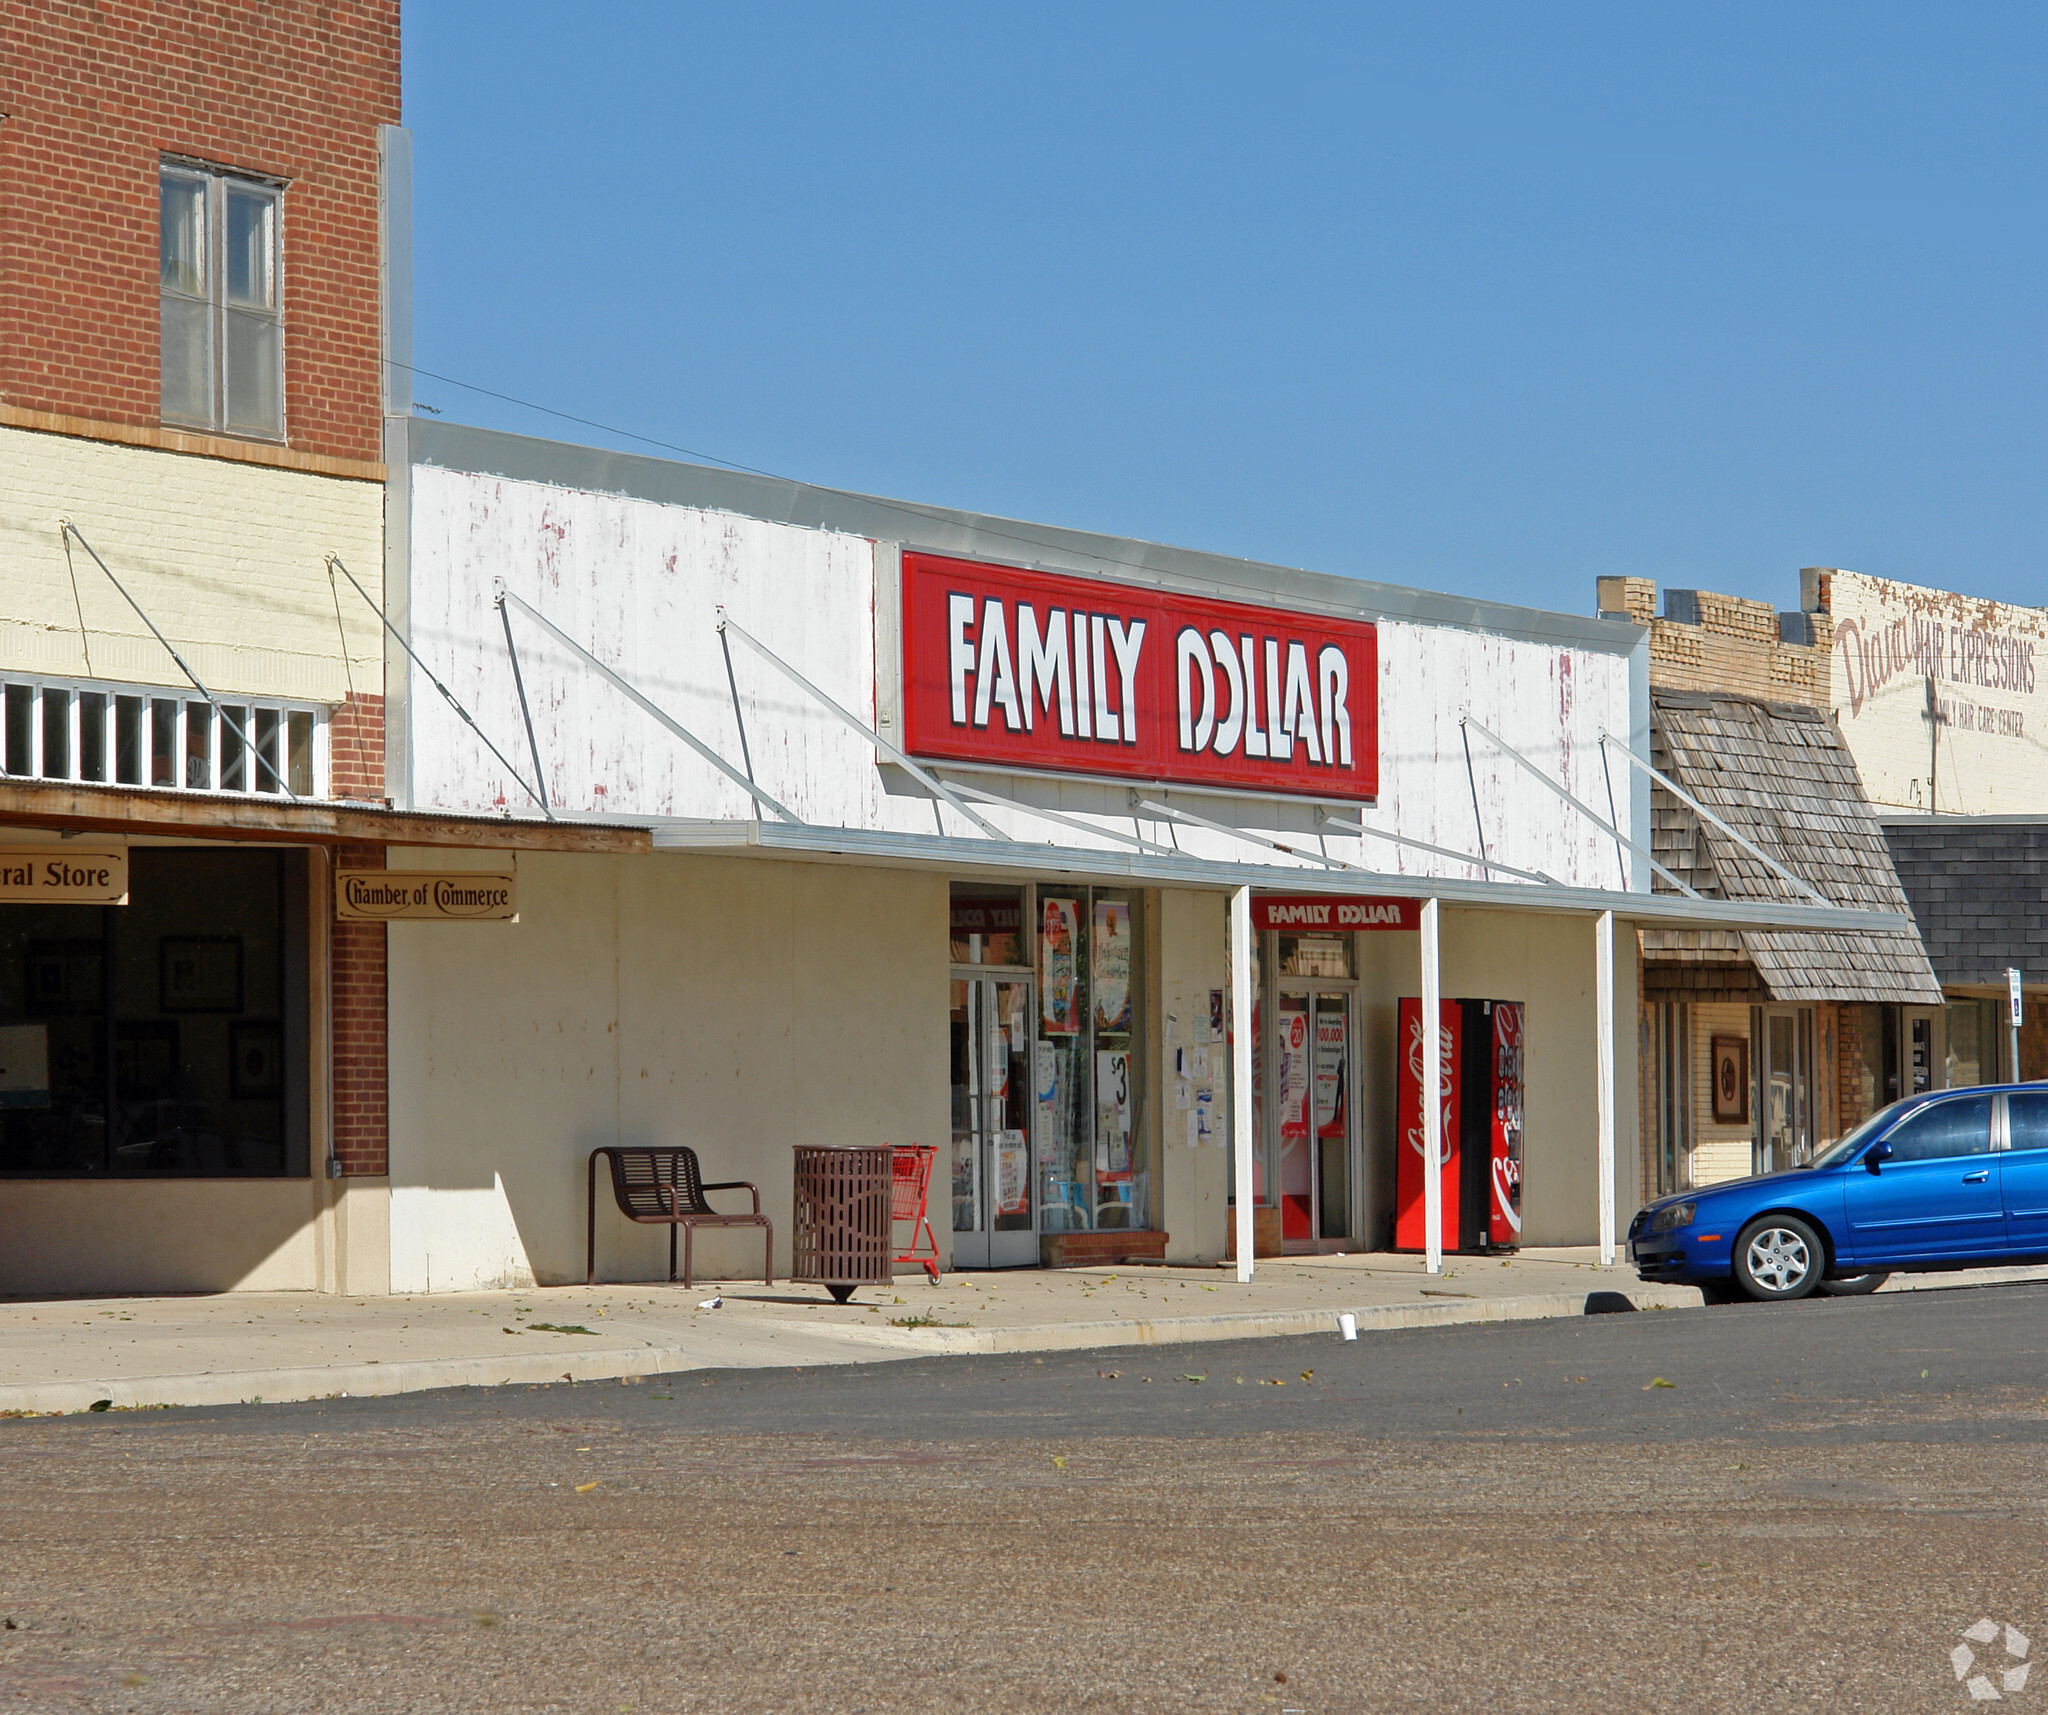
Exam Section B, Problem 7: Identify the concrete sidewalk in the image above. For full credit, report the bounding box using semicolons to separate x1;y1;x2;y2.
4;1248;2042;1416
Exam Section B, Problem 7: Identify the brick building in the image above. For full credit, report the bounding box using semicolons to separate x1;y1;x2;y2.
1595;577;1943;1197
0;2;606;1295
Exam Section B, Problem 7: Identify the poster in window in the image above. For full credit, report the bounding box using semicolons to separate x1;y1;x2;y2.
230;1021;281;1099
1278;1007;1311;1140
997;1129;1029;1215
1096;1049;1131;1175
1711;1035;1749;1125
1039;897;1079;1035
160;936;243;1013
0;1023;50;1109
1313;1010;1346;1134
1092;899;1132;1033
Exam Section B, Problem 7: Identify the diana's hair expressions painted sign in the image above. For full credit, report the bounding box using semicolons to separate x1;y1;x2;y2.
900;552;1378;801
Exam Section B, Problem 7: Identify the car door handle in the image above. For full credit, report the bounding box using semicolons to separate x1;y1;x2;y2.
1963;1170;1990;1183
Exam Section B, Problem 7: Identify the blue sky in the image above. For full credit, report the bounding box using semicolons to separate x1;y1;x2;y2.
408;3;2047;617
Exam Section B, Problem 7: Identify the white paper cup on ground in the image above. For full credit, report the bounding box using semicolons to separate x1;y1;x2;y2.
1338;1312;1358;1341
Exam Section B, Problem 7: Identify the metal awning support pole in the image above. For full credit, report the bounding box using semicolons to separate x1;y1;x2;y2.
1231;884;1256;1284
497;596;551;818
493;587;798;824
1461;713;1703;900
329;555;549;815
1596;909;1617;1267
944;780;1180;856
1136;797;1357;872
1459;722;1493;881
1421;897;1444;1277
1596;731;1827;907
719;628;761;826
60;520;298;799
1316;812;1556;887
716;610;1010;841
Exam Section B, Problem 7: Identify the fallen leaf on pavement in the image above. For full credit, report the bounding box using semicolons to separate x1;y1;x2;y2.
575;1481;600;1494
1644;1377;1676;1390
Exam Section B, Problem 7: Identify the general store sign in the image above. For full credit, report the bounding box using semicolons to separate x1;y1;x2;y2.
1252;894;1417;932
336;870;518;921
0;846;128;904
900;553;1379;801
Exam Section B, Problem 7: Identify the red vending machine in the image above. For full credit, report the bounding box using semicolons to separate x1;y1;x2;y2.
1396;997;1523;1254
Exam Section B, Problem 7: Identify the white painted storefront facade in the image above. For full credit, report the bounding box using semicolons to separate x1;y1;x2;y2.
375;422;1903;1291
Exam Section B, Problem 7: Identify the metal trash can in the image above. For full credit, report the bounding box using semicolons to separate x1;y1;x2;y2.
791;1145;893;1303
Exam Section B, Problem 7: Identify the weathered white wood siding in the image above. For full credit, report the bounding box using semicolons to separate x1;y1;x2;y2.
408;466;1636;890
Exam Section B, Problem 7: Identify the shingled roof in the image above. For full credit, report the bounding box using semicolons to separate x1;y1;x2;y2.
1643;690;1940;1003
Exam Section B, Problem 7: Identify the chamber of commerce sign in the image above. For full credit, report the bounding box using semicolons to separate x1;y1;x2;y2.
900;552;1379;801
336;871;518;922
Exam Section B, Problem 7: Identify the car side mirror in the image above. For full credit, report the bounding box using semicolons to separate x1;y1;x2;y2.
1865;1139;1894;1172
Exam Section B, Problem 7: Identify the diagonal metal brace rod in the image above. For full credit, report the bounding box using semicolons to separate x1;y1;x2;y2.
1135;796;1361;872
330;555;550;816
495;586;799;824
1461;712;1702;900
944;779;1180;856
61;520;297;799
717;610;1010;841
1598;731;1828;907
1315;811;1557;887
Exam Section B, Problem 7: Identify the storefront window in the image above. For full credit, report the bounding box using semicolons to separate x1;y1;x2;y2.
1036;888;1145;1232
1278;934;1351;979
949;885;1025;967
1945;998;1999;1087
0;848;307;1176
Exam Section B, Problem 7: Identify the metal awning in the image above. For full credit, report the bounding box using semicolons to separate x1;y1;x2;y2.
0;776;650;854
647;816;1915;935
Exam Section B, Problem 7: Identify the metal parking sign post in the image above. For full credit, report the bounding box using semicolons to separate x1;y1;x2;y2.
2009;969;2024;1084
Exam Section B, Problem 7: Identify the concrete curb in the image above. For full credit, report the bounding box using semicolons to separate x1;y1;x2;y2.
9;1267;2043;1417
0;1284;1700;1416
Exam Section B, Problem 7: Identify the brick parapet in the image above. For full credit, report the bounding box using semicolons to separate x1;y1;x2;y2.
0;1;401;466
330;841;388;1178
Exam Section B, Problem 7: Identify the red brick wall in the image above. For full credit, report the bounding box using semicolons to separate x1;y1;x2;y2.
329;692;387;801
331;843;388;1177
0;1;401;464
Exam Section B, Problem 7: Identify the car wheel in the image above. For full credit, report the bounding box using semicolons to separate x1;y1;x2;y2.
1818;1271;1890;1297
1733;1216;1824;1302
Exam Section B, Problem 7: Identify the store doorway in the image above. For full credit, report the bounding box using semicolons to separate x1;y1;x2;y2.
1272;987;1354;1250
949;974;1038;1269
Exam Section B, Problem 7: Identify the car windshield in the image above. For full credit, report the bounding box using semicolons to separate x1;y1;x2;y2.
1809;1105;1902;1169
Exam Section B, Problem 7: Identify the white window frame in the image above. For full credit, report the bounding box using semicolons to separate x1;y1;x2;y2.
159;158;287;440
1;674;328;800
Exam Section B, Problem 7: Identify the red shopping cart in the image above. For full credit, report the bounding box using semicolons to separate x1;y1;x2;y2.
891;1143;942;1283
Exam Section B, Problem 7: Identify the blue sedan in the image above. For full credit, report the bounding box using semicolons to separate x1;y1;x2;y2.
1629;1083;2048;1303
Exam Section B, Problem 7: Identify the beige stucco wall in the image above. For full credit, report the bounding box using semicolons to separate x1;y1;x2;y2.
1355;907;1641;1250
0;424;382;700
1690;1001;1755;1187
1154;889;1230;1262
384;848;950;1291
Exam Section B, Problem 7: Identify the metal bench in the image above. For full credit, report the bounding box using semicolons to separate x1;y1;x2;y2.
586;1146;773;1288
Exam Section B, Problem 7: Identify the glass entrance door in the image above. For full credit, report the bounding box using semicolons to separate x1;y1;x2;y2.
950;975;1038;1268
1273;987;1354;1249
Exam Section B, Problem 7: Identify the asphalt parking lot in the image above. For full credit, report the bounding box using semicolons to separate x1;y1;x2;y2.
6;1282;2046;1712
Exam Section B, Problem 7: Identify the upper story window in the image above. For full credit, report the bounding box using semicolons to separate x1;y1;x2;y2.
159;162;285;440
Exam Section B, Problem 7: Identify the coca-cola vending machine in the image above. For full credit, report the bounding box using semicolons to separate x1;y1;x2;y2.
1396;997;1523;1254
